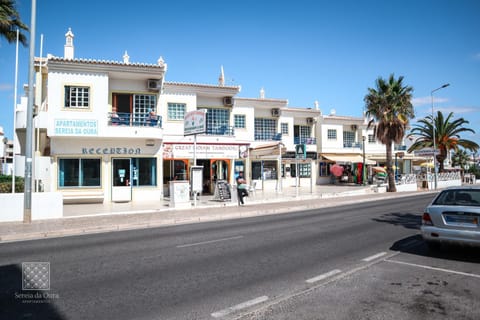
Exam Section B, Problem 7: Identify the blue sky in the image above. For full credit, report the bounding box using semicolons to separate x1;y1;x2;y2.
1;0;479;145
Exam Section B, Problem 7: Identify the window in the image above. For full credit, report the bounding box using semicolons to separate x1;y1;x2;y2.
327;129;337;140
65;86;90;108
343;131;355;146
168;103;186;120
294;125;311;143
290;163;311;178
254;118;277;140
234;114;246;128
281;123;289;135
134;95;156;124
59;158;101;187
131;158;157;186
202;108;230;134
368;134;376;143
252;160;278;180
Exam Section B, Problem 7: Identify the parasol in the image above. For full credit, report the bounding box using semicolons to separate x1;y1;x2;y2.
372;166;386;173
330;164;344;177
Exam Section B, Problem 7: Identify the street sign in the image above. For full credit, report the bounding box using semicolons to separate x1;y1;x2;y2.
295;144;306;159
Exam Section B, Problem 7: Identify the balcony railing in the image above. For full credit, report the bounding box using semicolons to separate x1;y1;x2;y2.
205;125;235;136
343;142;362;148
108;112;162;128
254;133;282;141
294;137;316;145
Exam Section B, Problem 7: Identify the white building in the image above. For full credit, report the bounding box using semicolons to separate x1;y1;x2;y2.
13;29;422;204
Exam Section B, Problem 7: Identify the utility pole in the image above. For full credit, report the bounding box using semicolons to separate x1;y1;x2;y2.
24;0;37;223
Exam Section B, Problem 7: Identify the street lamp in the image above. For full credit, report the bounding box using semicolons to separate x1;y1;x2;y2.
431;83;450;190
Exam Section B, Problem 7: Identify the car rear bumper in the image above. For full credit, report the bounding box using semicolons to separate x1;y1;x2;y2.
421;226;480;247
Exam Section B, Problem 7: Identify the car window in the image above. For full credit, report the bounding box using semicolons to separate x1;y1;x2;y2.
433;190;480;206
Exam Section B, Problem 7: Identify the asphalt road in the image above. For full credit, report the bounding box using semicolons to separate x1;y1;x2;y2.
1;193;479;320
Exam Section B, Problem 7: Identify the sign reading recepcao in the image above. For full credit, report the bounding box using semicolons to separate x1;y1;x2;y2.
184;110;206;136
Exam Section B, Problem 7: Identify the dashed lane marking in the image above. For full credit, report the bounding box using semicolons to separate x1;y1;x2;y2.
362;251;387;262
211;296;269;318
176;235;244;248
306;269;342;284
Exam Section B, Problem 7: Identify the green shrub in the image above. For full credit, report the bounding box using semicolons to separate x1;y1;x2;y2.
0;175;25;193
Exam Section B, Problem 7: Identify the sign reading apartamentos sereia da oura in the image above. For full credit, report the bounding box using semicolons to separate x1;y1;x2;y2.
184;110;206;136
54;119;98;136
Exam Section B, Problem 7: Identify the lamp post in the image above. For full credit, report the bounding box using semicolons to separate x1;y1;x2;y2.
362;136;366;185
431;83;450;190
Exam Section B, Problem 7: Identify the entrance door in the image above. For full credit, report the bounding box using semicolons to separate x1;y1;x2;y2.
112;158;132;202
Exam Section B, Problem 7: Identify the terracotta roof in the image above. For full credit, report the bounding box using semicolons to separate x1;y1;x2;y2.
47;56;165;69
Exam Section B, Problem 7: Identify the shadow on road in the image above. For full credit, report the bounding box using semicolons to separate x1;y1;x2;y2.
390;235;480;264
372;212;422;230
0;264;66;320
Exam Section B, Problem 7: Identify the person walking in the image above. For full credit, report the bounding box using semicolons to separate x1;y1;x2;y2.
236;172;248;206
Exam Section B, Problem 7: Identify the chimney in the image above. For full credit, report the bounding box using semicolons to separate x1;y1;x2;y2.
218;65;225;86
260;87;265;99
64;28;74;59
123;51;130;64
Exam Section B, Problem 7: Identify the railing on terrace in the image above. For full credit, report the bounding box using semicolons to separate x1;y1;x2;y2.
294;137;316;145
343;142;362;148
255;133;282;141
205;126;235;136
108;112;162;128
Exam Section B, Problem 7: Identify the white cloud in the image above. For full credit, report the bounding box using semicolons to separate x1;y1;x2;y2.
412;96;448;107
474;53;480;60
0;83;12;91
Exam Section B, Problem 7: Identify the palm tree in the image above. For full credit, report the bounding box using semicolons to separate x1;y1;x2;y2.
451;149;470;170
407;111;479;172
364;74;414;192
0;0;28;46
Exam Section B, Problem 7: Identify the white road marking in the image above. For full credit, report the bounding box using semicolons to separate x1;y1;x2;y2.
362;251;387;262
386;259;480;279
211;295;269;318
306;269;342;284
176;235;243;248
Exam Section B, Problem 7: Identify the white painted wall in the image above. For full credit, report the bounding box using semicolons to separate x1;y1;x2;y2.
0;192;63;222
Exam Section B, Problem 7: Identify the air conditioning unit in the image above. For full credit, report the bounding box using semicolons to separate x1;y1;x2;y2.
223;97;234;106
147;79;160;90
306;117;315;125
351;124;358;131
271;108;281;117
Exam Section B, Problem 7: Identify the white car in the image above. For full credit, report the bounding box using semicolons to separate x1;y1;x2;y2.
421;186;480;249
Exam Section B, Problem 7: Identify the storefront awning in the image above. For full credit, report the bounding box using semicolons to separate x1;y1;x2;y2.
322;154;376;165
249;142;286;159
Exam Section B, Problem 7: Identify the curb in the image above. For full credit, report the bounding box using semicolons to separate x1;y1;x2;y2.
0;191;433;243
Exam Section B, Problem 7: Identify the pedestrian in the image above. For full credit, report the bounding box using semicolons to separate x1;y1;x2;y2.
236;172;248;205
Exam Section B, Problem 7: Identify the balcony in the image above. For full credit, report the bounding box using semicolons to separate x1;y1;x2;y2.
108;112;162;128
343;142;362;148
294;137;316;145
255;133;282;141
205;125;235;136
105;112;163;140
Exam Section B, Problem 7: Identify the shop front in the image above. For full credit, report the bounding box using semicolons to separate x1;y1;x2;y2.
52;138;162;203
162;143;248;195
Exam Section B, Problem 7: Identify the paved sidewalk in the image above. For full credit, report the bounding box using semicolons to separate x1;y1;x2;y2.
0;184;431;243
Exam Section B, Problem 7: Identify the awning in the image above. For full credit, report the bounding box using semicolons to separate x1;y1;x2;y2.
322;154;376;165
249;142;286;159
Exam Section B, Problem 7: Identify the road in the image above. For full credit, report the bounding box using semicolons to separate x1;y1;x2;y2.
1;193;479;320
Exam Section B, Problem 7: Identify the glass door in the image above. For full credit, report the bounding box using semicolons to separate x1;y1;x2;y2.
112;158;132;202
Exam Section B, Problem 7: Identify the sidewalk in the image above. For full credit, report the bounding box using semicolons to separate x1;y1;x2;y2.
0;184;429;243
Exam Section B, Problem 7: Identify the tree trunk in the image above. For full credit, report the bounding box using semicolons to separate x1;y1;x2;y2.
386;143;397;192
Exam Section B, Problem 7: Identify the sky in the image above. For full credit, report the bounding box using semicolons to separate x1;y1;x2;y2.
1;0;479;146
